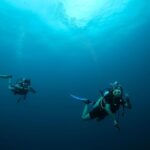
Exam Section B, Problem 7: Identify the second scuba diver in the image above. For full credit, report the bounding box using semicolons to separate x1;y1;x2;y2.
71;81;132;130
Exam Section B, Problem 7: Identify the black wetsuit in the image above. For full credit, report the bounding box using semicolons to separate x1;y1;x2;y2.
89;89;125;120
11;82;29;97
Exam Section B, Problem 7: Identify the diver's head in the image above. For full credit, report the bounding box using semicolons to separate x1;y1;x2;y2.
113;87;122;97
111;81;122;97
22;78;31;85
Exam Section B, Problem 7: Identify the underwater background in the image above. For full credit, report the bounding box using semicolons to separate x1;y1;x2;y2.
0;0;150;150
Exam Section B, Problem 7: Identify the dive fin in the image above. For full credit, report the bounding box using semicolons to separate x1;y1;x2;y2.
70;94;92;104
70;94;88;101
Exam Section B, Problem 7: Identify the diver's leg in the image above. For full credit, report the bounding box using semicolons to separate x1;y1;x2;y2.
92;96;103;108
29;87;36;93
0;74;12;79
81;104;91;120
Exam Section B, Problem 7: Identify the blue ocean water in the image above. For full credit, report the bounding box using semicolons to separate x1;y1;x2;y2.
0;0;150;150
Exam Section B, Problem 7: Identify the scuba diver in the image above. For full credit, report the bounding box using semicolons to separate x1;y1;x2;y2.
71;81;132;130
0;74;12;79
8;76;36;102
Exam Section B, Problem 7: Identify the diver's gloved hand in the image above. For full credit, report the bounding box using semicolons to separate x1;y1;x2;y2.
125;94;132;109
114;120;120;130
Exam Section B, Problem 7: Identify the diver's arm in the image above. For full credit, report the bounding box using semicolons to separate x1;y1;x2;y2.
8;84;15;90
105;104;116;121
15;84;24;89
29;87;36;93
123;94;132;109
105;104;119;129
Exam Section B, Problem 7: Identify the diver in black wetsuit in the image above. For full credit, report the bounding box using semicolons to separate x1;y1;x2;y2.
79;81;132;130
8;76;36;102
